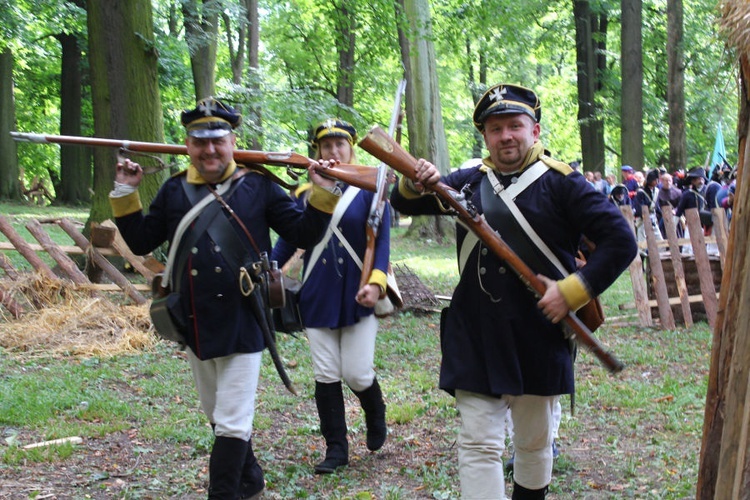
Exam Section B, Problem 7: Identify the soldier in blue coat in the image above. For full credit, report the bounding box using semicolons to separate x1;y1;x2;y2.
633;169;663;243
675;166;710;225
110;98;340;499
272;119;390;474
390;84;637;499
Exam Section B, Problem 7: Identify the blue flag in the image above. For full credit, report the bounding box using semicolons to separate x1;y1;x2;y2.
709;122;726;179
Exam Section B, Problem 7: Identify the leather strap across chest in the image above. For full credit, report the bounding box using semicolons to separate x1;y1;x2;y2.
459;161;570;280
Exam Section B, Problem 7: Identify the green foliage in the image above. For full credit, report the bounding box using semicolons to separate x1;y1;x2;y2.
7;0;739;203
4;0;88;192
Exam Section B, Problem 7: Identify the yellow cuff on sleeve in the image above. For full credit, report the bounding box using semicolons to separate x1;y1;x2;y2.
397;176;423;199
109;192;143;217
308;184;341;214
369;268;388;298
557;273;591;312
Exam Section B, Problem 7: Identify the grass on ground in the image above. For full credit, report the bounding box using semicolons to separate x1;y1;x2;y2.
0;206;710;499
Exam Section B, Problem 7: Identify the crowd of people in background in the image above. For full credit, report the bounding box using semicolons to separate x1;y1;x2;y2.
582;161;737;255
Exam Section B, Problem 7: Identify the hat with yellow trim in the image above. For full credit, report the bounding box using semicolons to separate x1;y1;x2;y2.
311;119;357;149
181;97;242;138
473;84;541;130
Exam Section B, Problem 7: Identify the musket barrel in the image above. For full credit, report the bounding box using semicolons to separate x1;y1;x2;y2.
12;132;189;154
11;131;378;191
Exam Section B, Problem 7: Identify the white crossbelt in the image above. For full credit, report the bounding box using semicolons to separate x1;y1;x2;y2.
458;161;568;279
302;186;360;284
161;180;231;289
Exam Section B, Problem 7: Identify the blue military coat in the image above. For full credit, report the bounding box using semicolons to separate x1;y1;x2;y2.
391;155;637;397
115;170;333;360
272;184;390;329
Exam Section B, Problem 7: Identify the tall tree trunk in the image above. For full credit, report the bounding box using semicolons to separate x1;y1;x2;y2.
573;0;606;172
0;47;21;201
55;32;90;205
336;0;356;108
87;0;165;225
245;0;262;149
697;52;750;500
400;0;450;241
667;0;686;173
395;0;412;146
183;0;219;100
223;14;246;85
712;57;750;498
621;0;645;171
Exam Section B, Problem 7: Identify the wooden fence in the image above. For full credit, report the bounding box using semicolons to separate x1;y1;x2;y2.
0;216;163;318
619;205;728;330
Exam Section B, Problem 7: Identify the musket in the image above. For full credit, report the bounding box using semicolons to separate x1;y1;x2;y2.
359;79;406;292
359;125;625;374
10;132;378;193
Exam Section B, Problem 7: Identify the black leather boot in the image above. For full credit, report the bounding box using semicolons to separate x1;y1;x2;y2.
239;437;264;499
208;436;247;499
512;482;549;499
353;378;387;451
314;381;349;474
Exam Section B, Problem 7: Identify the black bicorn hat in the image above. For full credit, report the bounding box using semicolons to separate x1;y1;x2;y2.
473;83;542;130
311;119;357;148
181;97;242;138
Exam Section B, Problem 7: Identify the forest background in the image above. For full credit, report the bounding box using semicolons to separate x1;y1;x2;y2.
0;0;746;497
0;0;740;224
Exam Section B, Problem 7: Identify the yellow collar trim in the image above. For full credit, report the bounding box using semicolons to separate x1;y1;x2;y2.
479;142;544;174
186;160;237;184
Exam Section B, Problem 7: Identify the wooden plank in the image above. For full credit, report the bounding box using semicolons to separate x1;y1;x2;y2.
99;220;161;281
711;207;729;272
643;206;675;329
620;206;652;326
620;291;720;309
25;219;90;286
57;218;147;305
80;283;151;292
661;210;693;327
0;283;24;318
638;236;716;249
0;252;21;280
0;215;57;280
684;209;718;329
0;241;119;255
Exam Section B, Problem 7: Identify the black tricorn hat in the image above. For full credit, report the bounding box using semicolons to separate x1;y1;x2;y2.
473;83;541;130
311;119;357;148
181;97;242;138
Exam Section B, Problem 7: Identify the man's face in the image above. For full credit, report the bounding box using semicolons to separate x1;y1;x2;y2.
661;175;673;189
185;133;236;183
482;113;540;173
318;136;353;163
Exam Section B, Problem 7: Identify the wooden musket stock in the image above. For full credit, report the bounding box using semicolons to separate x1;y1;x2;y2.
359;125;624;374
11;132;377;192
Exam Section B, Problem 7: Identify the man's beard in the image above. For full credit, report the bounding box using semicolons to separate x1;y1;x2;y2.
491;144;523;171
